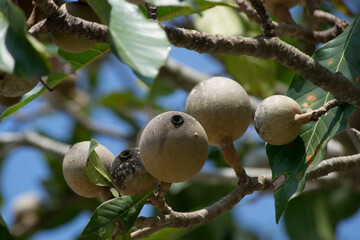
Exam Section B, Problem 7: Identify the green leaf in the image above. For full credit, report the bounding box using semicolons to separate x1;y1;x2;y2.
0;212;16;240
86;139;113;187
284;187;360;240
81;192;152;236
148;0;235;21
107;0;170;83
267;16;360;222
0;43;110;120
0;0;49;76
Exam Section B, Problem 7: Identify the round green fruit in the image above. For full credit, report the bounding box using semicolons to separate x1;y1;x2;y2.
185;77;251;146
62;141;114;198
254;95;302;145
50;2;101;53
139;111;208;183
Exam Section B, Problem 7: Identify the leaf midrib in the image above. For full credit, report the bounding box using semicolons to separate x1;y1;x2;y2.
304;16;360;154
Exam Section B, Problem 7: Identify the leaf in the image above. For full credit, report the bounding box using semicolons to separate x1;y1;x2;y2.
0;43;110;120
0;0;49;76
106;0;170;83
284;187;360;240
81;192;152;236
267;16;360;222
86;139;113;187
0;212;16;240
148;0;235;21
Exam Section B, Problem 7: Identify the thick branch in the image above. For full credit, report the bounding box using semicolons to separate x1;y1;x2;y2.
32;0;107;42
163;26;360;107
133;153;360;233
30;1;359;106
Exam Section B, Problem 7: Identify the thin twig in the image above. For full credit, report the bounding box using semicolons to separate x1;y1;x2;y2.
294;99;342;124
248;0;276;37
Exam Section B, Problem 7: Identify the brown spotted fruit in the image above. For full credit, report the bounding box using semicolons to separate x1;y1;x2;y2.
50;2;101;53
139;111;208;183
62;141;114;198
110;147;158;195
254;95;302;146
185;77;252;146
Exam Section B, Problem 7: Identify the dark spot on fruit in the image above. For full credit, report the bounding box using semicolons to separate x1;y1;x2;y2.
171;115;184;126
119;149;131;159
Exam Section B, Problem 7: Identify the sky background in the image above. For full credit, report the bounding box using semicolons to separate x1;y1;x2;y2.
1;2;360;240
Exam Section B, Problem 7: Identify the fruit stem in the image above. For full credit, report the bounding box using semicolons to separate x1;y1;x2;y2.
294;99;342;124
220;141;249;184
157;181;172;199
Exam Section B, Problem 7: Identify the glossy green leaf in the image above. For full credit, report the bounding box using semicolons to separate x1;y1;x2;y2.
107;0;170;83
0;212;15;240
267;16;360;222
0;0;49;76
148;0;235;21
81;192;152;236
284;187;360;240
0;43;110;120
86;139;113;187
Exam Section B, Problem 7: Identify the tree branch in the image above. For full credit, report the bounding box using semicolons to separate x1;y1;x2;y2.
0;131;69;157
32;0;107;42
132;153;360;237
235;0;349;44
29;1;360;107
162;25;360;107
248;0;276;37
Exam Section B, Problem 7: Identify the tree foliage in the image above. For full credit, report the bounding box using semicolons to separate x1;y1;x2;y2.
0;0;360;239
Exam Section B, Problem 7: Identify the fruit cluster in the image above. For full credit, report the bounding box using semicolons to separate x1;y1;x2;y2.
62;76;305;198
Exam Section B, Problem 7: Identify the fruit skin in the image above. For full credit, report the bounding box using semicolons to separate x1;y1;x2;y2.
139;111;208;183
50;2;101;53
254;95;302;146
110;147;158;195
0;71;38;97
185;77;251;146
62;141;114;198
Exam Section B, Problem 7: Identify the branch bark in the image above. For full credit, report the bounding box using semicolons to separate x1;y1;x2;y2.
132;153;360;238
